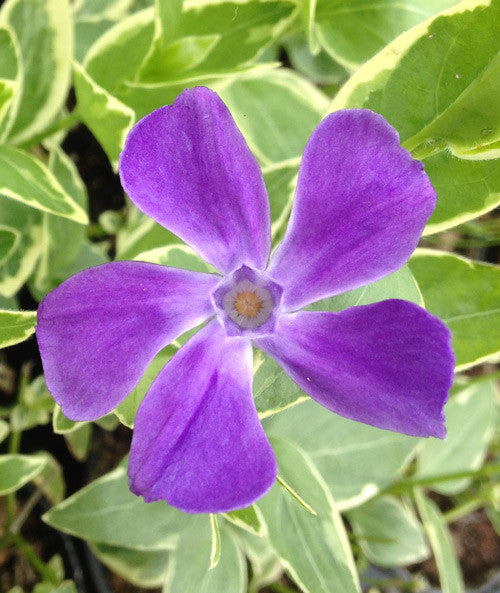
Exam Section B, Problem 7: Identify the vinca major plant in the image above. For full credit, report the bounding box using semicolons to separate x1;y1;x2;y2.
37;87;454;513
0;0;499;591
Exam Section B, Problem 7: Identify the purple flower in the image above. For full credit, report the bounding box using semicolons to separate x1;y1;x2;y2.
36;87;454;513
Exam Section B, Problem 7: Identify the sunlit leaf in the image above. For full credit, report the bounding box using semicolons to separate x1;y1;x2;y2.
410;249;500;369
0;0;73;144
0;308;36;347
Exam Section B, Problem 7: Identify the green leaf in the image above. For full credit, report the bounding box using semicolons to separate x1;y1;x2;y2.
258;438;361;593
152;0;182;39
73;0;139;62
11;375;53;432
0;0;73;144
31;239;107;302
116;212;177;260
64;423;92;462
73;61;135;170
12;581;79;593
414;488;464;593
115;345;177;428
409;249;500;370
136;0;295;84
0;293;17;308
46;554;65;582
32;452;65;505
209;514;221;569
0;418;9;444
416;379;497;493
32;147;89;296
133;244;212;272
308;264;423;312
139;34;220;81
223;505;264;536
333;0;500;144
219;69;328;166
19;374;49;406
276;475;317;516
89;517;243;592
0;146;88;223
301;0;319;54
74;19;118;64
163;516;247;593
95;413;120;431
331;0;500;230
43;465;188;550
123;62;279;120
130;0;154;9
422;151;500;235
0;308;36;347
403;49;500;160
284;31;348;86
263;160;299;242
32;582;78;593
175;1;294;73
91;542;170;588
84;8;154;94
46;146;88;225
229;528;281;593
52;405;86;435
136;0;183;83
0;26;20;137
347;496;429;566
84;3;295;116
315;0;460;71
0;453;47;495
0;225;19;265
0;199;43;298
254;348;308;419
74;0;138;21
264;399;418;510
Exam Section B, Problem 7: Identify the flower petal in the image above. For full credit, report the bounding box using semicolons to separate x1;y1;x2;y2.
268;110;437;311
36;262;218;421
119;87;271;274
129;320;277;513
256;301;454;438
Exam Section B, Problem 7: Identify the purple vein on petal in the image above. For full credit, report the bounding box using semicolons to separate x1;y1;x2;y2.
268;109;437;311
36;261;219;421
256;300;454;438
129;320;277;513
119;86;271;275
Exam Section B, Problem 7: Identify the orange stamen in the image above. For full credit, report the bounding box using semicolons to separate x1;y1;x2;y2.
234;291;263;318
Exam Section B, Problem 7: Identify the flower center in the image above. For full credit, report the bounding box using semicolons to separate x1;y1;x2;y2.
211;265;282;337
222;279;273;329
234;291;263;317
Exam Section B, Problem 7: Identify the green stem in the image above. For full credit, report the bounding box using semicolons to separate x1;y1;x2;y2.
269;582;298;593
10;532;59;585
10;486;44;534
8;429;21;454
443;497;484;524
9;466;60;534
384;463;500;495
